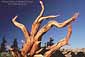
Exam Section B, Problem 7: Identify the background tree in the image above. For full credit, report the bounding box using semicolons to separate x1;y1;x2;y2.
0;36;7;52
11;38;18;50
47;37;54;47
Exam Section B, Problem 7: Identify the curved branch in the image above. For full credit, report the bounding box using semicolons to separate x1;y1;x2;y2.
30;13;78;56
31;0;61;37
31;1;59;36
35;48;43;54
31;15;58;36
34;12;79;41
30;16;59;54
38;15;60;22
12;16;31;56
44;24;72;57
34;0;44;23
30;13;79;56
12;16;30;40
47;24;72;50
31;0;44;35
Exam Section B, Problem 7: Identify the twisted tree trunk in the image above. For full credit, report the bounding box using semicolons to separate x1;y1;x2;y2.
9;0;79;57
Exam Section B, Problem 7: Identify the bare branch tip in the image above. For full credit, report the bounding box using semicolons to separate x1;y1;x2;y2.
74;12;80;17
55;15;60;17
12;16;18;21
14;16;18;19
40;0;43;4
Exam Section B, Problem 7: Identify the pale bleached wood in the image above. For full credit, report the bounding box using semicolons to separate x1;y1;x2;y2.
44;24;72;57
12;16;31;57
11;0;79;57
34;12;79;41
31;1;59;36
31;0;44;36
12;16;30;40
30;13;79;57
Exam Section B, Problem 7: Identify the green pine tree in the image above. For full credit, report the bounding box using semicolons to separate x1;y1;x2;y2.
11;38;18;50
0;36;7;52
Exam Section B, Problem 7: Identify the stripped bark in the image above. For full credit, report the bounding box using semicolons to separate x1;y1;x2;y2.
44;24;72;57
10;0;79;57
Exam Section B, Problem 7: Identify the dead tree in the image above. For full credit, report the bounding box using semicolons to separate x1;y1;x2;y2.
9;0;79;57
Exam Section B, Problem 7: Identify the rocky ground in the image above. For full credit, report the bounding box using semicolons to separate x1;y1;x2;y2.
52;48;85;57
0;48;85;57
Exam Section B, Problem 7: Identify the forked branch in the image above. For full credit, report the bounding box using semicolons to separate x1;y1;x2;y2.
44;24;72;57
34;12;79;41
30;12;79;57
11;0;79;57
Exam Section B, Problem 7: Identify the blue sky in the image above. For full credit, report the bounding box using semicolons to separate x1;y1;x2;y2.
0;0;85;48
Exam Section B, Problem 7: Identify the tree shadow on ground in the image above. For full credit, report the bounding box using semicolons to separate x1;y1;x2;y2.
76;52;85;57
71;52;85;57
52;50;65;57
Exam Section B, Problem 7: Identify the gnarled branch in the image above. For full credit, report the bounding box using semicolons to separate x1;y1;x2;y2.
44;24;72;57
34;12;79;41
12;16;30;40
11;0;79;57
31;0;44;36
12;16;31;57
29;12;79;57
31;0;59;36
